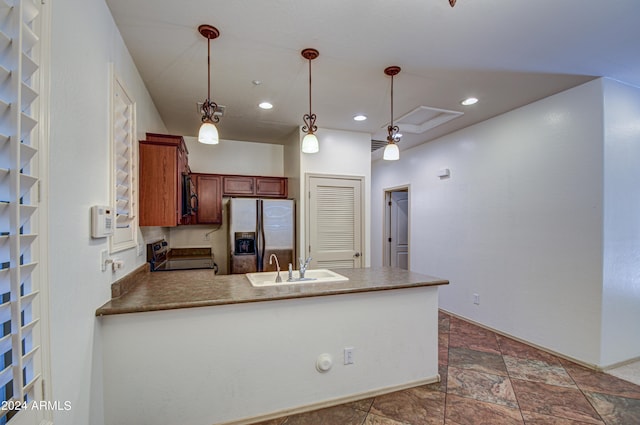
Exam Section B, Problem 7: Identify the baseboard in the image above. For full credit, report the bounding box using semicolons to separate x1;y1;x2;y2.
214;375;440;425
439;309;606;371
602;355;640;371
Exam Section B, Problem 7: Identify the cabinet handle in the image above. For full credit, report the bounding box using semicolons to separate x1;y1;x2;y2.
191;193;199;213
354;252;361;258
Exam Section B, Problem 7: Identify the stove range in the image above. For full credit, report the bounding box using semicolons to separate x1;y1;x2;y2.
146;239;216;272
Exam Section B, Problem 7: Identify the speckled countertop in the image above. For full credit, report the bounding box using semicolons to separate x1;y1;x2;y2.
95;267;448;316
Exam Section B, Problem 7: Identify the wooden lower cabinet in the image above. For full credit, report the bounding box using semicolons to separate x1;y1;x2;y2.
194;174;222;224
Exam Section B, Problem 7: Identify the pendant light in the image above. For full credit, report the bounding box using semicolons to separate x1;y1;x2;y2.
383;66;401;161
198;24;221;145
301;48;320;154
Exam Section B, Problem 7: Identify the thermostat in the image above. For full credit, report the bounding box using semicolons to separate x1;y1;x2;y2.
91;205;114;238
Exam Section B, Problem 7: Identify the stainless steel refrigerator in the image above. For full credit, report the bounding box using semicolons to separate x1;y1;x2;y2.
229;198;295;274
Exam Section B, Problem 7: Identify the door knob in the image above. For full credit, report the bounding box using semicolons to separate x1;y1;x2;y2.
354;252;361;257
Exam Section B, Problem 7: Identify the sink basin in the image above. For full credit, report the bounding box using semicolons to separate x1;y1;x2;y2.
246;269;349;287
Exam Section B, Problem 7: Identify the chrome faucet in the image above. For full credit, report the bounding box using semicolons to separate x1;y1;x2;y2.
269;254;282;283
298;256;312;279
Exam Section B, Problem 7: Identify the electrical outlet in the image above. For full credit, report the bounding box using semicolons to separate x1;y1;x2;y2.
473;293;480;305
100;250;109;272
344;347;354;365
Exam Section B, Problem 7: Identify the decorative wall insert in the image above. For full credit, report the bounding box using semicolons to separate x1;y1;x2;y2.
110;72;137;252
0;0;48;423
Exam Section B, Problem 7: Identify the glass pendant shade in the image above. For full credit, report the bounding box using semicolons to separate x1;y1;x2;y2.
301;133;319;153
198;120;219;144
383;142;399;160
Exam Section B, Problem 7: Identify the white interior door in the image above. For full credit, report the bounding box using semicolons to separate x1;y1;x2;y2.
390;191;409;269
307;175;363;269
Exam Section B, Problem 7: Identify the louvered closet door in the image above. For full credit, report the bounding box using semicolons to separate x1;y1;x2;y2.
308;176;363;269
0;0;48;424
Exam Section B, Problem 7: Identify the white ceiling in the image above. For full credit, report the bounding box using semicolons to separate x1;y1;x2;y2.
105;0;640;158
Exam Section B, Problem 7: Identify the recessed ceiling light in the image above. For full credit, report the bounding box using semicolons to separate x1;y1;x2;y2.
353;114;367;121
258;102;273;110
461;97;478;106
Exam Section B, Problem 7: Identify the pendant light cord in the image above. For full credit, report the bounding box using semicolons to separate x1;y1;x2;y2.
390;74;394;128
308;57;312;117
207;36;211;101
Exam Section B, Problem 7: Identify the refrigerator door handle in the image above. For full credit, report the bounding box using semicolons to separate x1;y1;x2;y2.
257;199;265;272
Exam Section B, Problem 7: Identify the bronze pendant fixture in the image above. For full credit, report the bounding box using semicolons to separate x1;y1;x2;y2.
301;48;320;153
383;66;401;161
198;24;221;144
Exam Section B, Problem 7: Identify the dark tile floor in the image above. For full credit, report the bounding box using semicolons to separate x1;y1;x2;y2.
252;311;640;425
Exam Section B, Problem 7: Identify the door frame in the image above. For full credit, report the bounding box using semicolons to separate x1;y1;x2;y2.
305;173;365;267
383;185;410;269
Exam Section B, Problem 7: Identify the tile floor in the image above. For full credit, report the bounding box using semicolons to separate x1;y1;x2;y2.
608;360;640;387
252;311;640;425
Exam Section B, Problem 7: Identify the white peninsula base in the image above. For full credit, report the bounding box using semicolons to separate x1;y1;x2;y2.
101;285;440;425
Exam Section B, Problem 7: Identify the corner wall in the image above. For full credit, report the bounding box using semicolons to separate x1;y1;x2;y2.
49;0;166;423
601;79;640;366
372;80;606;366
297;128;372;267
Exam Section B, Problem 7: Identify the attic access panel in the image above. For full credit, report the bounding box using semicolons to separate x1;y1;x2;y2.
395;105;463;134
371;105;463;152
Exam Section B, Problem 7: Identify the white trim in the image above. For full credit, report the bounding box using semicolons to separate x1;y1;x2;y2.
214;376;439;425
304;173;365;267
109;67;138;253
441;309;606;371
382;184;411;269
35;0;53;422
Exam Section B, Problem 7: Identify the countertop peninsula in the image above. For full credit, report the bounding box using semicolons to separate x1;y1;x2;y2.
96;266;448;316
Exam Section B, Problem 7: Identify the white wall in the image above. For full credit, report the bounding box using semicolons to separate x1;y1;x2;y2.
184;136;284;176
102;287;439;425
49;0;166;423
372;80;607;366
601;79;640;366
297;127;372;267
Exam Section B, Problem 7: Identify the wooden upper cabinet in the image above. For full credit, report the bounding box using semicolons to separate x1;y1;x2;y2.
222;175;288;198
256;177;287;197
222;175;255;196
139;133;189;226
194;174;222;224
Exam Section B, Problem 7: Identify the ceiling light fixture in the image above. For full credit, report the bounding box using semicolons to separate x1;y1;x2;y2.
301;48;320;154
461;97;478;106
258;102;273;110
198;24;221;145
353;114;367;121
383;66;401;161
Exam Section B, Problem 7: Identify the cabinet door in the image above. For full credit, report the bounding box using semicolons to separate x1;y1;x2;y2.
196;175;223;224
223;176;255;196
256;177;287;198
139;143;179;226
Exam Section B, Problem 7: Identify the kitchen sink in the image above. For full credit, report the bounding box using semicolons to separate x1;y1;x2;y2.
246;269;349;287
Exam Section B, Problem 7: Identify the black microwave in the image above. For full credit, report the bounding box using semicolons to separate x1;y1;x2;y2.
182;173;198;216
